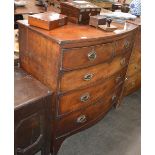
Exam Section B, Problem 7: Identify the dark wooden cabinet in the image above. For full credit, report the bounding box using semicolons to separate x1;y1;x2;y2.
18;20;138;155
14;67;52;155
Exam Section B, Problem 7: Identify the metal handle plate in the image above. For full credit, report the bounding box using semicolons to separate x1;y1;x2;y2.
77;115;87;123
124;40;130;49
84;73;93;81
120;58;126;66
88;50;96;61
80;93;90;102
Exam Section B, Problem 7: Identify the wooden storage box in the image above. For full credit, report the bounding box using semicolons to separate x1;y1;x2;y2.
60;1;101;24
14;67;52;155
28;12;68;30
89;15;106;27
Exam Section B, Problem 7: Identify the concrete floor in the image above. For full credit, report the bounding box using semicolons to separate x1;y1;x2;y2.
37;89;141;155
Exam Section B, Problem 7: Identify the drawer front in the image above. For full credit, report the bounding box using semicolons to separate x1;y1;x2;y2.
56;91;115;137
115;33;134;56
62;43;114;70
127;62;141;77
129;49;141;64
60;52;130;92
58;68;127;116
124;71;141;95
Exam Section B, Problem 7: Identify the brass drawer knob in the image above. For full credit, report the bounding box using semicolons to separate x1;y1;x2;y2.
80;93;90;102
120;58;126;66
77;115;87;123
84;73;93;81
88;50;96;61
124;40;130;49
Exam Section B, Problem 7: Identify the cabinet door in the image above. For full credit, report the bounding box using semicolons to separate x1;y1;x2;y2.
14;98;51;155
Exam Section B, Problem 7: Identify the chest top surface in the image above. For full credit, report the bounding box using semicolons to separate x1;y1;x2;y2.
18;20;138;46
14;67;52;109
127;17;141;27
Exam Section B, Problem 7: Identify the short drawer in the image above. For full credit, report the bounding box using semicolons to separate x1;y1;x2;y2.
56;92;114;137
58;68;127;116
115;33;134;56
60;52;131;92
62;42;114;70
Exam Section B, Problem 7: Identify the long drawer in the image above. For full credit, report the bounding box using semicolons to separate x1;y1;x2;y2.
57;68;127;116
115;33;134;56
60;52;131;92
62;42;114;70
61;33;134;71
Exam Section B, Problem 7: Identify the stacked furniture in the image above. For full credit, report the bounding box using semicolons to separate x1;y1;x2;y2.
14;67;52;155
123;18;141;96
18;19;138;154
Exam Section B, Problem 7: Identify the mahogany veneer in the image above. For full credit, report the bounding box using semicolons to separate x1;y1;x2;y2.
18;20;138;154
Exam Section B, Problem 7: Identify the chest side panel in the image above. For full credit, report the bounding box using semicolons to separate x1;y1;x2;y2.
19;26;61;91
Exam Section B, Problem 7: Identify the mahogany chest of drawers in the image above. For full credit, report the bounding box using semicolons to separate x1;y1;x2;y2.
14;67;52;155
18;20;138;154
